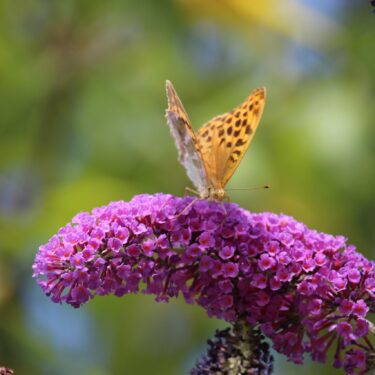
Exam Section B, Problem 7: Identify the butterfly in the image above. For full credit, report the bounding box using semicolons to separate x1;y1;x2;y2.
165;80;266;201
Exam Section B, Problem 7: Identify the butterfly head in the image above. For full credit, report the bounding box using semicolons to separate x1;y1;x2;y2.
204;187;226;201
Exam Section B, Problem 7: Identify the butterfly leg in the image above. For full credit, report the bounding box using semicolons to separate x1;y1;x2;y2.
220;201;228;216
184;187;200;197
171;198;200;221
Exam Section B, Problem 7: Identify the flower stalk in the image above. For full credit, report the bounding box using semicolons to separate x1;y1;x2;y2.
191;320;273;375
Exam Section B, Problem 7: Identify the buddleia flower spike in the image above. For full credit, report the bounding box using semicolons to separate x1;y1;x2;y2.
33;194;375;373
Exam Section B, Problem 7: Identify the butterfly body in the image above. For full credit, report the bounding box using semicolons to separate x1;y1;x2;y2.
206;187;226;201
166;80;265;201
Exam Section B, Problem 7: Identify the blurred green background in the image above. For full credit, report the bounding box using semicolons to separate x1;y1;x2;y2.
0;1;374;374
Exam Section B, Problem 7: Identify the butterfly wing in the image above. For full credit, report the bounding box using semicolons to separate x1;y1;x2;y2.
165;80;208;195
196;87;266;189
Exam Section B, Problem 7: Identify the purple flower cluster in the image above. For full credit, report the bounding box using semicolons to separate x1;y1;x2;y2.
33;193;375;373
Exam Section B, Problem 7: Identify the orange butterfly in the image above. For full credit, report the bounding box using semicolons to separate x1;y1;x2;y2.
165;80;266;201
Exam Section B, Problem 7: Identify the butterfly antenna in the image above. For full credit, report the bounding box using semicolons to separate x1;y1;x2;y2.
226;185;271;192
